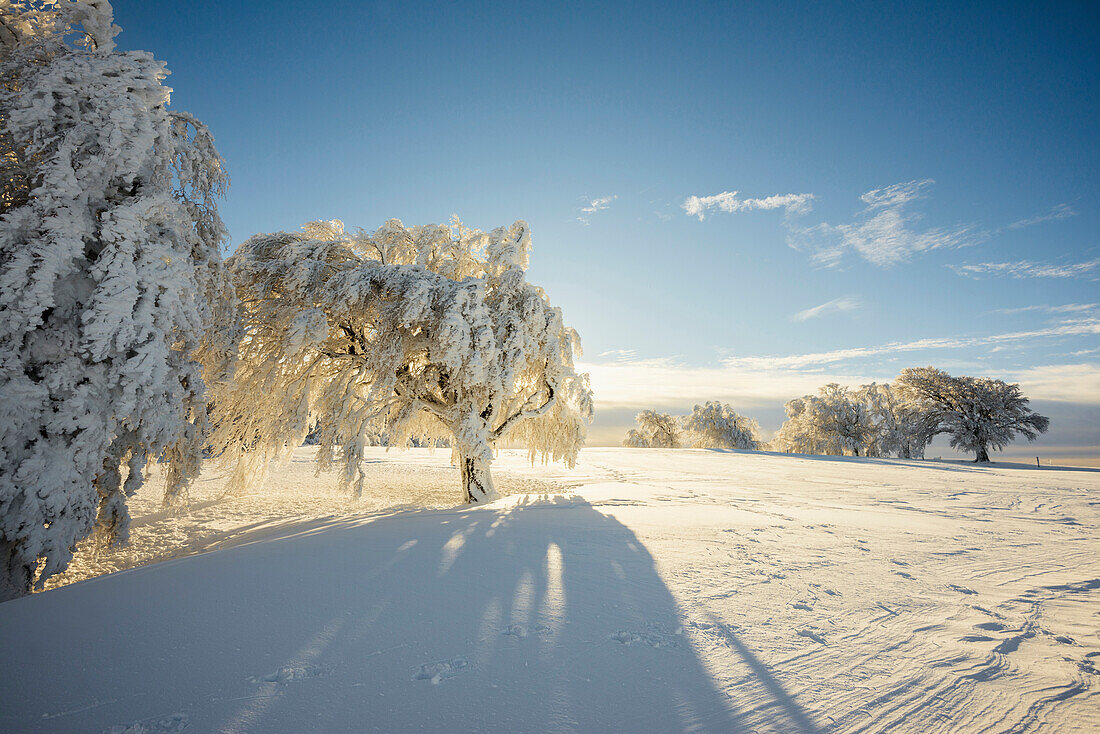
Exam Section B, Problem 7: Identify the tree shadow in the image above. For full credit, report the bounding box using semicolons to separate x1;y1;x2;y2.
0;495;822;733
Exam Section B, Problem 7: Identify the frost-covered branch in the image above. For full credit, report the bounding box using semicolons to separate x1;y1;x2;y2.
492;381;555;440
0;0;235;598
209;217;593;503
896;367;1049;462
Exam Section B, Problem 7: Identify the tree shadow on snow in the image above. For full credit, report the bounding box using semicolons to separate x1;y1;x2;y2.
0;495;823;733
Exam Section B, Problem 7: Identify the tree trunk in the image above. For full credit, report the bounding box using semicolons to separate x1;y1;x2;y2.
0;539;33;602
974;444;991;463
460;451;498;504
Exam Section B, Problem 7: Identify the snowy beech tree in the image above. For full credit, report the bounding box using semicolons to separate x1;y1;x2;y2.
895;367;1049;463
209;218;593;504
774;396;831;455
681;401;761;450
622;410;682;448
0;0;237;599
774;384;874;456
858;382;934;459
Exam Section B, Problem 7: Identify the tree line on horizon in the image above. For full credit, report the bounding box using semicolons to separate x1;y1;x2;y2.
623;367;1050;463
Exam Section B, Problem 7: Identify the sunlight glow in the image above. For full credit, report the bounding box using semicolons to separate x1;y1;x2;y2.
539;542;566;635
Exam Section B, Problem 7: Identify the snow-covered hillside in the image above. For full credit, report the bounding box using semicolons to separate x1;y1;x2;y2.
2;448;1098;733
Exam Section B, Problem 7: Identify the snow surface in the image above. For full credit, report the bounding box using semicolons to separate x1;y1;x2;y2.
2;448;1099;733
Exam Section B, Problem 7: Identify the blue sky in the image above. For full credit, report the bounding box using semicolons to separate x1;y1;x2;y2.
113;0;1099;458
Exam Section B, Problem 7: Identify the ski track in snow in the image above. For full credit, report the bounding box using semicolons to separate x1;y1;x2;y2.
2;447;1098;733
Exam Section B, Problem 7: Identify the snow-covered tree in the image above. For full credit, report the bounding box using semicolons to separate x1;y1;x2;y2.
895;367;1049;462
209;218;593;504
681;401;761;450
622;410;682;448
0;0;236;599
774;384;874;456
858;382;934;459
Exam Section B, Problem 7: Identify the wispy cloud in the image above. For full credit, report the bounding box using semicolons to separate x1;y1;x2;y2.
1007;203;1076;230
788;179;980;267
577;195;617;225
949;258;1100;279
859;179;932;209
1003;363;1100;404
581;317;1100;413
682;191;814;220
722;317;1100;371
578;356;877;412
792;295;862;322
597;348;639;361
987;303;1099;316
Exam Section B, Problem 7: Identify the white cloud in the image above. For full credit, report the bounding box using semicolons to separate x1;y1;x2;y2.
682;190;814;220
949;257;1100;279
597;348;639;361
1003;363;1100;403
789;179;979;267
1007;203;1076;230
987;303;1099;316
581;317;1100;414
859;179;934;209
722;318;1100;371
578;356;868;412
792;295;862;322
577;195;617;225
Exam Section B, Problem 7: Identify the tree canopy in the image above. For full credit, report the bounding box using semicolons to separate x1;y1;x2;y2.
0;0;235;597
209;218;593;503
895;367;1049;462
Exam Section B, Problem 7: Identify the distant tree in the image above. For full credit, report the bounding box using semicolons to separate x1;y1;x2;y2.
622;410;682;448
209;218;593;504
681;401;761;450
858;382;934;459
895;367;1049;462
772;397;811;454
0;0;237;598
775;384;874;456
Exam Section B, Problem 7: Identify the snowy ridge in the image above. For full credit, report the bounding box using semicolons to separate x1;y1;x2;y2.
2;448;1098;732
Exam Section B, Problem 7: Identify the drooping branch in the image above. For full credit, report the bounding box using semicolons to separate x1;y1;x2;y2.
213;217;592;504
491;381;555;440
392;378;454;424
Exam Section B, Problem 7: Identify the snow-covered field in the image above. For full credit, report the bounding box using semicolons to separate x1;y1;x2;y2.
2;448;1098;733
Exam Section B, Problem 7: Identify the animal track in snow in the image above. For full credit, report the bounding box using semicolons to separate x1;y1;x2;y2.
970;604;1005;619
249;664;328;685
946;584;978;595
412;656;469;685
1044;578;1100;594
107;714;189;734
796;628;828;645
501;624;552;639
610;626;681;648
809;583;840;597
